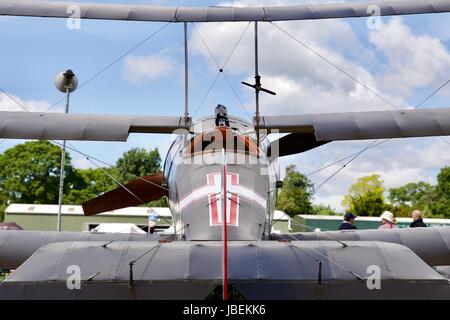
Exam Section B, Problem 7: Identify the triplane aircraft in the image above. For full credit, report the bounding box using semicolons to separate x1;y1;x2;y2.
0;0;449;299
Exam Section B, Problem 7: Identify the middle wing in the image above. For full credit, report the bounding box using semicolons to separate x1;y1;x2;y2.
260;108;450;157
0;111;191;141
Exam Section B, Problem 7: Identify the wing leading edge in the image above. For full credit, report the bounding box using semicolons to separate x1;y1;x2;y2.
261;108;450;157
0;111;191;141
0;0;449;22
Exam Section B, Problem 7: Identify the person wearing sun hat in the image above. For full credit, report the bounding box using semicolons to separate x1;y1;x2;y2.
378;211;398;229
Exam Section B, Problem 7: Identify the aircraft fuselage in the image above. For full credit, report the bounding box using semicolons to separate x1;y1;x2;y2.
163;111;279;240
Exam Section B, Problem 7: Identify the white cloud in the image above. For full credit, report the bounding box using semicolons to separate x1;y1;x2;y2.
370;18;450;96
0;92;55;112
286;138;450;212
123;54;175;84
191;19;377;94
191;7;408;114
73;157;97;170
246;74;404;115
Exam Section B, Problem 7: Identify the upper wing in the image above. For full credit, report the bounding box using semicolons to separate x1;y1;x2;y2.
0;0;449;22
0;111;191;141
262;108;450;157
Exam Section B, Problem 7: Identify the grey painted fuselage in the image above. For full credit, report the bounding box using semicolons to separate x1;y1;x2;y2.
164;115;278;240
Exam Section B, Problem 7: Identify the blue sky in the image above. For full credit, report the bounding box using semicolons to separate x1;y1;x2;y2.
1;0;449;211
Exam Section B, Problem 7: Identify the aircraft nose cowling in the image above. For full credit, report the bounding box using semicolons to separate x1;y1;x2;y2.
175;160;270;241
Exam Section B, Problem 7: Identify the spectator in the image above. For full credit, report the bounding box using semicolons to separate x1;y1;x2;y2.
378;211;397;229
148;209;158;234
339;213;357;230
410;210;428;228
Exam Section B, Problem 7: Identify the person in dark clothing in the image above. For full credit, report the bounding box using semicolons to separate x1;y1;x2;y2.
339;213;357;230
410;210;428;228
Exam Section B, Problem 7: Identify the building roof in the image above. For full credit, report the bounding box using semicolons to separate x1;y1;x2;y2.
0;222;23;230
273;210;289;220
5;204;287;220
5;204;172;217
91;223;147;234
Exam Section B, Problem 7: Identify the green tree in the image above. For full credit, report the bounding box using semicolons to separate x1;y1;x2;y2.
0;144;169;219
65;167;118;204
67;148;168;207
68;147;168;207
388;182;434;217
313;204;339;216
342;174;386;217
276;165;314;217
429;167;450;217
115;147;167;207
0;141;82;220
116;147;162;183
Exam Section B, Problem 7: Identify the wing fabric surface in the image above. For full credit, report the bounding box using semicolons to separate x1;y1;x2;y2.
263;108;450;156
0;0;449;22
0;112;190;141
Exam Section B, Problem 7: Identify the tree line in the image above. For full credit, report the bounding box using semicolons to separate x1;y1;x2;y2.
0;141;166;221
342;172;450;218
277;165;450;218
0;141;448;221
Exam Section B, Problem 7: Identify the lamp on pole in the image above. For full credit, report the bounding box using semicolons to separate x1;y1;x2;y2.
54;70;78;231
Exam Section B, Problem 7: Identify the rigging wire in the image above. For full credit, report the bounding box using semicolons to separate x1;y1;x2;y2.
0;91;165;211
191;22;252;118
274;211;331;232
73;150;146;205
313;78;450;191
283;234;363;281
270;22;450;188
274;211;349;248
84;222;191;284
438;136;450;145
0;88;170;197
270;22;399;110
314;140;378;191
192;71;221;117
44;22;172;112
57;140;170;193
1;20;448;207
0;89;29;112
2;22;170;113
0;88;31;112
84;226;185;283
305;140;388;177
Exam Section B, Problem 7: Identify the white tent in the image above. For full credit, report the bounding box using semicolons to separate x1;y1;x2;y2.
91;223;146;234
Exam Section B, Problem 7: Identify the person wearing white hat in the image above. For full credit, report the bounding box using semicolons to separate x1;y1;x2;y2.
378;211;398;229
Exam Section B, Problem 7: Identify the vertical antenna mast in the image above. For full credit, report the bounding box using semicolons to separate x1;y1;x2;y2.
54;70;77;232
254;21;260;147
184;22;189;120
241;22;276;147
56;89;69;232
